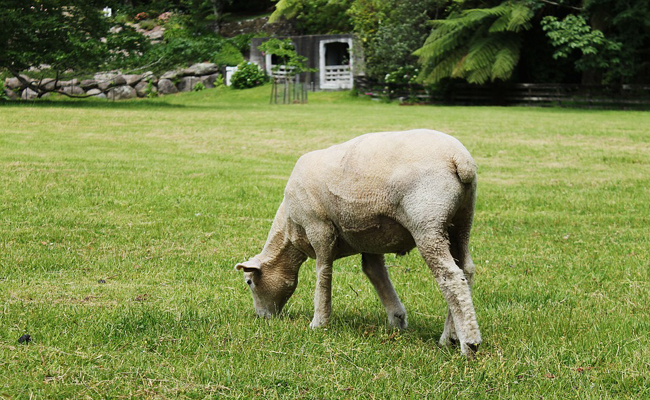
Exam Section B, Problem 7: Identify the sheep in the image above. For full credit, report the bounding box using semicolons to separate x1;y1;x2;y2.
236;129;481;356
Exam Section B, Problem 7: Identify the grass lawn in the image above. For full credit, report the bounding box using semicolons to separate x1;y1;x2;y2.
1;87;648;399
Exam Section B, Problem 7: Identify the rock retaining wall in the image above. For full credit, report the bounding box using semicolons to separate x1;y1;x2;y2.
3;62;223;101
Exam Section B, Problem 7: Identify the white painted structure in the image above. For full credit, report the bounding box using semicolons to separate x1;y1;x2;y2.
319;38;353;90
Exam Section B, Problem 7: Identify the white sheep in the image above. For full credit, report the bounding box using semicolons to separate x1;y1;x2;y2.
236;129;481;356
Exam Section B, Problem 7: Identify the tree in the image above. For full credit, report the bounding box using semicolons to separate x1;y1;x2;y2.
349;0;440;81
269;0;353;34
414;1;534;85
0;0;148;96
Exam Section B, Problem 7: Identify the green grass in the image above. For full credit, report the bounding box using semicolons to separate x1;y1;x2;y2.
1;87;649;399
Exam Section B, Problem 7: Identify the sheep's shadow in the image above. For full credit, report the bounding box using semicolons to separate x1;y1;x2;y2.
279;308;446;345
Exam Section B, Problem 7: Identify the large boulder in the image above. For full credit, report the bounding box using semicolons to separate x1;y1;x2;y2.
184;62;219;77
106;85;136;100
39;78;57;91
157;79;178;95
178;76;201;92
3;88;19;100
142;71;157;84
87;89;107;99
21;88;39;100
97;80;114;91
161;70;182;80
123;74;143;86
80;79;98;90
62;86;85;96
134;80;157;98
200;73;221;89
6;75;31;90
58;79;79;88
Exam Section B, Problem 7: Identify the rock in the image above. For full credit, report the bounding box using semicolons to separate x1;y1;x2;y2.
94;71;121;82
97;80;114;91
62;86;85;96
39;78;56;91
3;88;19;100
142;71;157;84
178;76;201;92
21;88;39;100
80;79;98;90
161;70;182;80
123;74;143;86
157;79;178;95
184;62;219;76
86;88;103;96
6;75;31;90
58;79;79;88
201;73;221;89
145;25;165;41
112;75;127;86
134;80;157;97
106;85;136;100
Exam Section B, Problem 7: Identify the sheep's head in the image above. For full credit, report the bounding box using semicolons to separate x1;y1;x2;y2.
235;258;298;318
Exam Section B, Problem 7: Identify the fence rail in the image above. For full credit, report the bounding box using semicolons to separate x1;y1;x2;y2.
354;77;650;108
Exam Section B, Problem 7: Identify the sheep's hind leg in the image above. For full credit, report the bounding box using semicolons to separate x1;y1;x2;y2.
441;195;477;348
415;231;481;357
361;253;407;329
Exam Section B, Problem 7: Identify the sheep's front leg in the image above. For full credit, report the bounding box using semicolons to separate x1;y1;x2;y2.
310;257;333;328
361;253;407;329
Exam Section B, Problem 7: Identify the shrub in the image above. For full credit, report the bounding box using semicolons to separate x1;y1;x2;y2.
212;42;244;67
230;62;267;89
0;81;9;101
139;20;157;31
193;82;206;92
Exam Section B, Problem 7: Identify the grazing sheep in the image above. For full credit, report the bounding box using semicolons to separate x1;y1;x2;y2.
236;129;481;356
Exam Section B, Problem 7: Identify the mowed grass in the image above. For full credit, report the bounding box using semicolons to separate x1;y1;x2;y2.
0;87;648;399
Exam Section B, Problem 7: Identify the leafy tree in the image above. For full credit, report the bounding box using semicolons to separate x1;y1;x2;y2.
257;38;313;76
414;1;534;85
351;0;439;81
541;14;621;80
269;0;353;34
0;0;148;96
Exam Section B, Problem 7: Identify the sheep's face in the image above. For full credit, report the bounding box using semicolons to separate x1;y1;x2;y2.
236;258;298;318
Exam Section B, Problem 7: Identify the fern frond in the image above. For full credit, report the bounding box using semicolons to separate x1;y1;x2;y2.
269;0;301;23
506;2;534;32
419;48;467;84
491;36;521;80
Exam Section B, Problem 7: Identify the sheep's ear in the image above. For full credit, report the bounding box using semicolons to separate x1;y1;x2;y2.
235;258;262;272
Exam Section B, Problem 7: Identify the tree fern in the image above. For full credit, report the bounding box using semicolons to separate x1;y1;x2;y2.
415;1;534;85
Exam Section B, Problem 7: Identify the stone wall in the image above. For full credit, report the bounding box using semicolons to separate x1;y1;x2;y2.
3;63;223;101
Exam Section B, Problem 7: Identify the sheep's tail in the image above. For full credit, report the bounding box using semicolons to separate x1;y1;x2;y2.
452;153;477;184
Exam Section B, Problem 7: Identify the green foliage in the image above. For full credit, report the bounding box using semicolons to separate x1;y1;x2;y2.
0;0;148;79
138;19;157;31
230;62;267;89
0;81;8;101
384;65;420;85
212;42;244;67
193;81;206;91
145;79;158;98
257;38;314;76
541;15;622;77
415;1;534;85
352;0;436;81
269;0;353;34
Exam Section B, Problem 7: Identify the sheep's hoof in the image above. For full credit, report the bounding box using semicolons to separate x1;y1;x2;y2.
462;342;480;359
309;316;328;329
389;312;408;330
439;334;459;347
